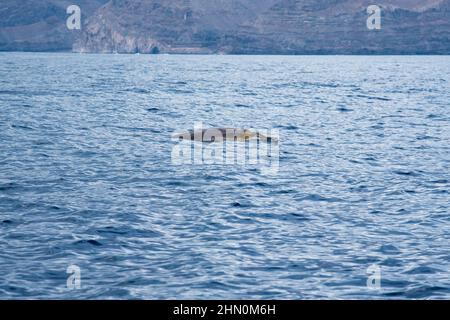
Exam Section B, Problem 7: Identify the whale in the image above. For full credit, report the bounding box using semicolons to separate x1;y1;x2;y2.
172;128;278;144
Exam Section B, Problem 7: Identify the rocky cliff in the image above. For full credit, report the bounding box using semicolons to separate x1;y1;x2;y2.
73;0;280;54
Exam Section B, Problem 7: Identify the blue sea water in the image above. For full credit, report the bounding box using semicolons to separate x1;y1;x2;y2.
0;53;449;299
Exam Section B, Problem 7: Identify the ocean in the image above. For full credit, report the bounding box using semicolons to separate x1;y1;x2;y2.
0;53;449;299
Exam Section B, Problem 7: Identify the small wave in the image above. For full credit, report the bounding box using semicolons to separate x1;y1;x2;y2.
429;179;448;184
234;103;252;108
404;266;441;275
11;124;33;130
0;182;18;191
295;194;344;203
355;94;391;101
379;244;400;255
393;170;419;177
337;107;353;112
74;239;103;246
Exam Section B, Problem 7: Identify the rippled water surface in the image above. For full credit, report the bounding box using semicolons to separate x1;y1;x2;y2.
0;53;449;299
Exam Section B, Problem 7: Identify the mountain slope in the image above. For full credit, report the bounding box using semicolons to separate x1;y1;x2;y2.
0;0;108;51
230;0;450;54
1;0;449;53
73;0;279;53
74;0;450;54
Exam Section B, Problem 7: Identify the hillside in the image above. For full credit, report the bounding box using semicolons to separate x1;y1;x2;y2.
1;0;449;53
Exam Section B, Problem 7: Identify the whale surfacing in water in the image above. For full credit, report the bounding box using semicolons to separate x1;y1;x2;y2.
172;128;278;144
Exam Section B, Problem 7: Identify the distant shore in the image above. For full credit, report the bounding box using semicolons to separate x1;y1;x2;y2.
1;50;450;56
